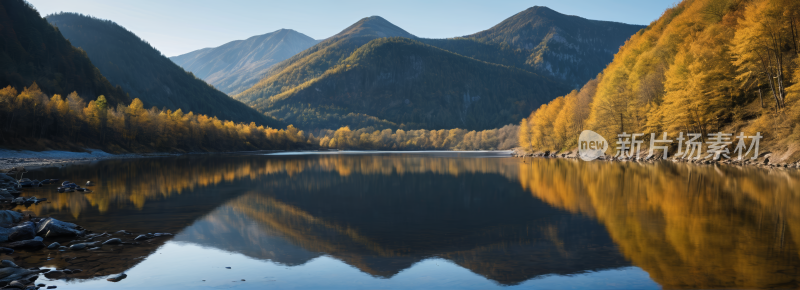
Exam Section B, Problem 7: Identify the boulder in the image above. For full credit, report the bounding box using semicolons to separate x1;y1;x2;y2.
8;222;35;242
0;211;22;228
3;240;44;250
0;266;43;285
35;218;83;238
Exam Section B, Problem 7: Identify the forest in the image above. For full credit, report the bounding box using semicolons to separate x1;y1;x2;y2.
0;0;128;106
0;82;516;152
45;12;283;128
518;0;800;161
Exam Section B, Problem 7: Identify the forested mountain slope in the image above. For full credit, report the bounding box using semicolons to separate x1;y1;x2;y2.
253;37;571;130
0;0;128;106
234;16;416;105
519;0;800;163
233;10;642;131
170;29;319;95
46;13;283;127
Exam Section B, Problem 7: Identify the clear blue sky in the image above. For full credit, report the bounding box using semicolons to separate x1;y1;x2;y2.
28;0;677;57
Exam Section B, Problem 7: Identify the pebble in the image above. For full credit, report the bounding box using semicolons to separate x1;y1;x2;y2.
225;267;231;269
47;242;60;249
107;273;127;282
8;281;24;289
88;247;101;251
47;287;57;289
69;243;86;250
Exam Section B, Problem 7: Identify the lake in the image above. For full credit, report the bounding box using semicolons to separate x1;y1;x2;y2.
9;151;800;289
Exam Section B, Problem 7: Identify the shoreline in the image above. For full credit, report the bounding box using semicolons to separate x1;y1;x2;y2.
0;149;297;171
512;149;800;170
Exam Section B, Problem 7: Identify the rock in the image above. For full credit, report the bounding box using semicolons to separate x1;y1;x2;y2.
47;286;56;289
0;267;43;286
0;260;17;268
36;284;44;287
43;271;64;279
0;192;13;203
31;236;42;242
106;273;127;282
70;269;81;274
3;240;44;250
134;234;151;241
87;247;101;251
36;218;83;238
8;222;35;242
7;280;24;289
62;269;72;274
102;238;122;245
69;243;86;251
0;248;13;254
114;230;130;235
0;211;22;227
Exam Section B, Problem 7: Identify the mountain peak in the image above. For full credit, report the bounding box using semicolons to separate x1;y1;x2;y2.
335;15;415;39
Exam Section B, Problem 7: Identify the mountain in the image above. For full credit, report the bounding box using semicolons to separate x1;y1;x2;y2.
463;6;645;87
46;13;282;127
235;16;416;105
233;10;642;130
0;0;128;105
250;37;570;130
170;29;319;95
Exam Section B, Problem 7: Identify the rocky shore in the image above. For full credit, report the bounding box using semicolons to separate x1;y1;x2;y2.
512;148;800;169
0;172;173;289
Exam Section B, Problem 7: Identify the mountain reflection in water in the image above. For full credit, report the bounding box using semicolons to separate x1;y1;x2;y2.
16;152;800;289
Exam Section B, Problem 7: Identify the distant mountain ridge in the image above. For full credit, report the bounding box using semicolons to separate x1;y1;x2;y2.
466;6;645;87
46;13;283;127
0;0;128;105
170;29;319;95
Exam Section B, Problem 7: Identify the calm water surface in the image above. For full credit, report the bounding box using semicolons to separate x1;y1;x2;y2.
11;152;800;289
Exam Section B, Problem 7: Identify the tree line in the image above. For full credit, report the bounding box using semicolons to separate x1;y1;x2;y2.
1;82;516;153
519;0;800;156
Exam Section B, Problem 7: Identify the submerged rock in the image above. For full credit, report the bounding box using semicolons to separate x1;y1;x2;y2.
35;218;83;238
46;242;60;250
